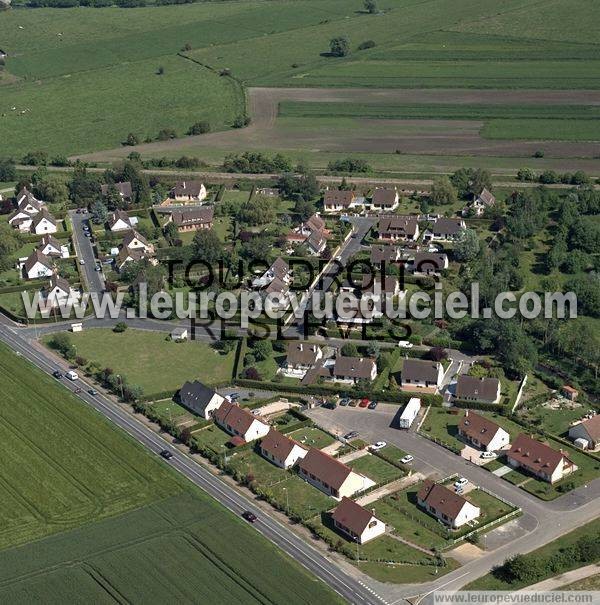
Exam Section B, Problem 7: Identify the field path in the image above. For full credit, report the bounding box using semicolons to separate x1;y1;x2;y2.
75;87;600;163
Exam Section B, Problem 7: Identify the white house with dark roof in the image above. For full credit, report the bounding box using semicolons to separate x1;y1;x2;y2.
370;188;399;212
378;215;419;241
23;250;53;279
417;480;480;529
455;375;501;404
331;497;386;544
259;430;308;469
464;188;496;217
401;358;443;391
285;342;323;375
166;207;214;232
37;234;64;258
323;189;358;213
214;401;270;443
569;415;600;451
44;274;79;309
166;180;207;203
179;380;225;419
122;230;153;254
108;210;133;232
333;356;377;384
428;217;466;241
458;411;510;452
31;209;58;235
9;188;45;232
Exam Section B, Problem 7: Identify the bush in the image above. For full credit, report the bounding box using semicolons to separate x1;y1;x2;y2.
187;121;211;135
357;40;376;50
113;322;128;333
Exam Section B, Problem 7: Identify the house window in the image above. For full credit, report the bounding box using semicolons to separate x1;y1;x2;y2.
368;520;377;529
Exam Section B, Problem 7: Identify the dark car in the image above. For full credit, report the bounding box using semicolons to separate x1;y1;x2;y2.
242;511;257;523
368;401;378;410
88;389;98;396
159;450;174;460
339;398;350;406
53;370;63;379
344;431;359;440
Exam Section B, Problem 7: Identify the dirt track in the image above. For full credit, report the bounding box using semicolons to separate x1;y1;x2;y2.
75;87;600;163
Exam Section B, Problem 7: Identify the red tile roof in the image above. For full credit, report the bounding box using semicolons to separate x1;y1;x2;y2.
260;430;306;461
332;497;377;535
458;411;503;447
417;479;468;520
508;433;571;474
298;448;353;490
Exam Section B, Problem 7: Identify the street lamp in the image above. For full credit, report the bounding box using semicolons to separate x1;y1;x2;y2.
116;374;124;400
354;536;360;565
283;487;289;514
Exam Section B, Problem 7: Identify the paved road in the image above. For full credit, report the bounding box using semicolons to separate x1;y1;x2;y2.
306;405;600;599
0;320;387;605
69;209;105;293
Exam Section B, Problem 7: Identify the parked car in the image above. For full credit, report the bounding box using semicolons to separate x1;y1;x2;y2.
368;401;378;410
348;399;358;407
370;441;387;451
52;370;63;379
339;398;350;406
454;477;469;489
242;511;257;523
159;450;174;460
398;340;413;349
400;454;414;464
343;431;359;440
79;259;85;265
359;398;370;408
481;451;497;459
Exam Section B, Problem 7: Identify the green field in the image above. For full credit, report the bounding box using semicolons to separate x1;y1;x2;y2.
44;327;236;394
348;454;404;484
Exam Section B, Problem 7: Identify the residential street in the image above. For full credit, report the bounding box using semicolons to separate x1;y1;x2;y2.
69;209;105;294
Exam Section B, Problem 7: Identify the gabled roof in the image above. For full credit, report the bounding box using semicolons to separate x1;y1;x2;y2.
574;415;600;441
24;250;52;273
38;234;62;252
49;273;71;294
298;448;353;490
324;189;356;206
31;209;57;228
260;430;306;461
171;207;214;227
334;356;375;380
306;230;326;252
101;181;133;198
410;252;448;271
170;180;205;197
17;187;43;211
417;479;469;520
370;245;400;264
287;342;321;366
508;433;572;474
475;188;495;206
456;375;500;401
179;380;219;410
117;246;146;265
305;214;326;233
372;188;398;206
108;210;132;228
332;497;378;535
361;274;398;294
458;411;504;447
122;230;149;248
432;217;465;236
378;215;418;237
214;401;268;434
402;358;441;383
264;276;288;296
270;257;289;281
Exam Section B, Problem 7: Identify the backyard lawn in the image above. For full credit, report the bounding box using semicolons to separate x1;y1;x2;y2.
287;426;336;450
348;454;404;485
48;328;236;395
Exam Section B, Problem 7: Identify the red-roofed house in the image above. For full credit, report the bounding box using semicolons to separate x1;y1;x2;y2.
214;401;270;443
507;433;577;483
331;497;386;544
417;480;480;529
259;430;308;469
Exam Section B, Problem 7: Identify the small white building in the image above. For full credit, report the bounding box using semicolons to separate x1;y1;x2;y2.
108;210;133;232
179;380;225;420
23;250;53;279
401;359;444;391
457;411;510;452
171;327;188;341
569;415;600;451
31;210;58;235
417;480;480;529
214;401;270;443
331;497;386;544
44;274;79;309
259;430;308;469
397;397;421;429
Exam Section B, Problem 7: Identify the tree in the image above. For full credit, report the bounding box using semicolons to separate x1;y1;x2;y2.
113;322;128;333
0;224;22;271
516;168;536;182
119;160;151;205
192;229;224;264
0;159;16;182
364;0;378;13
22;150;48;166
35;177;68;205
429;346;447;362
252;339;273;361
450;168;491;198
69;163;101;207
124;132;139;146
366;341;380;358
293;196;316;220
187;121;211;135
341;343;359;357
238;197;276;226
454;228;480;262
430;176;457;206
49;333;73;357
90;199;108;225
329;37;350;57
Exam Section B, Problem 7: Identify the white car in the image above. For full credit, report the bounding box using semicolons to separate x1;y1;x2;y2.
398;341;413;349
65;370;79;381
481;451;497;459
400;454;414;464
370;441;387;451
79;259;85;265
454;477;468;489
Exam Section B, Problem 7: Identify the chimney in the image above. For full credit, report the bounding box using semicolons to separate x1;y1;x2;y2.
465;410;469;417
372;508;376;516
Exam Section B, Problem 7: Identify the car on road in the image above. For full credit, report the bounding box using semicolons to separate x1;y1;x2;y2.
95;264;102;272
79;259;85;265
74;387;82;394
400;454;414;464
159;450;174;460
368;401;378;410
398;340;413;349
454;477;469;489
359;398;370;408
334;255;342;262
88;388;98;396
242;511;257;523
481;451;497;459
343;431;359;440
65;370;79;381
339;398;350;406
84;232;91;238
370;441;387;451
53;370;63;379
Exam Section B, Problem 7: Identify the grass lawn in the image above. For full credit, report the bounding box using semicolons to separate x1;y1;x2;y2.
287;426;336;450
192;425;232;454
561;574;600;591
348;454;404;484
356;558;460;584
148;399;191;422
518;400;594;437
45;328;236;395
271;475;335;520
466;517;600;590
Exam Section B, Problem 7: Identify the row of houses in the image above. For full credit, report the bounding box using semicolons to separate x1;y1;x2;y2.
286;213;330;256
377;215;466;243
